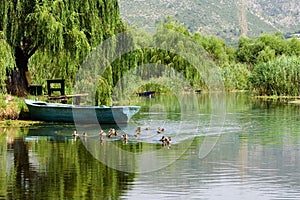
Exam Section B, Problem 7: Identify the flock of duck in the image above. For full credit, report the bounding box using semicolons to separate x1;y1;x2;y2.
72;126;171;147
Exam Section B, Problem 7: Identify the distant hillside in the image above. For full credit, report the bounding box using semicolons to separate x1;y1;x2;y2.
247;0;300;33
119;0;300;43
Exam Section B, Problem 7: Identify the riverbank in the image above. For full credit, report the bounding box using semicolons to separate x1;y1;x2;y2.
288;99;300;104
0;119;43;128
252;95;299;103
0;95;29;122
1;93;299;126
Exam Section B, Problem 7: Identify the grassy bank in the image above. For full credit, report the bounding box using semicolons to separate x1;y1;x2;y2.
0;119;43;127
0;95;29;121
0;95;46;127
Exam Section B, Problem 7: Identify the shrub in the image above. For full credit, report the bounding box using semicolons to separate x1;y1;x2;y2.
249;56;300;96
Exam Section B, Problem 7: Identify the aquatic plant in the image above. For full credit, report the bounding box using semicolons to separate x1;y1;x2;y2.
250;56;300;96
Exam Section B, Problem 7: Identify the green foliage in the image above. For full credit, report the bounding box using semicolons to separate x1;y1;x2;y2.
110;18;248;93
221;63;250;91
236;32;300;65
1;1;300;100
249;56;300;96
193;33;229;64
0;135;136;199
5;119;11;126
26;0;121;93
95;77;112;106
137;83;171;93
0;0;121;98
0;95;26;120
286;37;300;56
141;19;218;90
256;46;276;63
0;33;14;93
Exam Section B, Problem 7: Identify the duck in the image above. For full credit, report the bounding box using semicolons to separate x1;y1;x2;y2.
107;128;116;138
121;134;128;142
134;131;141;137
163;137;171;148
133;126;142;137
164;137;171;147
159;136;165;142
81;132;88;137
72;129;78;137
157;127;165;133
100;135;106;143
99;129;106;136
136;126;142;132
114;130;120;136
159;136;171;147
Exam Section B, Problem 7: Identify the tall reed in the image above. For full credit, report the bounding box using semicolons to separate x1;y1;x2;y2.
249;56;300;96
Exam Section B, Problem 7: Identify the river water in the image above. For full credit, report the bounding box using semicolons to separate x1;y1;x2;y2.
1;93;300;199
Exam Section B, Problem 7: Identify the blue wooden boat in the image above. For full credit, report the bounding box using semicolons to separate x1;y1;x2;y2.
24;99;140;124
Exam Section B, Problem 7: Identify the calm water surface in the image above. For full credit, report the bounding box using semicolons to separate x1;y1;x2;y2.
1;93;300;199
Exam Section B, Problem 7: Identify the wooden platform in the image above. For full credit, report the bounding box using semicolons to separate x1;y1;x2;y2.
47;93;89;105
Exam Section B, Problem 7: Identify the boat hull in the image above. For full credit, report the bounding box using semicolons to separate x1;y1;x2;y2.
24;99;140;124
137;91;155;97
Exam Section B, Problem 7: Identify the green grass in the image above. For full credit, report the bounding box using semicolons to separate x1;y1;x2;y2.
0;95;27;120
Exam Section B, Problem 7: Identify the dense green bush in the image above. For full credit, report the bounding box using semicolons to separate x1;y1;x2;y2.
249;56;300;96
236;33;300;65
95;78;112;106
221;63;250;91
0;95;27;120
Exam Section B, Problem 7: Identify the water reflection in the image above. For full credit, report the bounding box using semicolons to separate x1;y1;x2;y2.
1;93;300;199
0;126;135;199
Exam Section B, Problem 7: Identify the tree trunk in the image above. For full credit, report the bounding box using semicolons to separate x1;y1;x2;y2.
6;47;30;96
13;138;36;199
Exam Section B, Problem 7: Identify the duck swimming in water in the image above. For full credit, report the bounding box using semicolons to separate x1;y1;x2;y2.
136;126;142;132
159;136;171;148
72;130;78;137
121;134;128;143
157;127;165;133
107;128;116;138
81;132;87;137
164;137;171;147
99;129;106;136
100;135;105;143
159;136;165;142
134;126;142;137
134;131;141;137
114;130;120;136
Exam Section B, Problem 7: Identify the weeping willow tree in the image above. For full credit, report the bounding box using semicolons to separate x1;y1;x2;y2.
137;19;211;91
95;77;112;106
107;18;227;98
0;33;14;93
0;0;121;96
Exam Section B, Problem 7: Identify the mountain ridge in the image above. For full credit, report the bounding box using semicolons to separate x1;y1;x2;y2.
119;0;300;43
